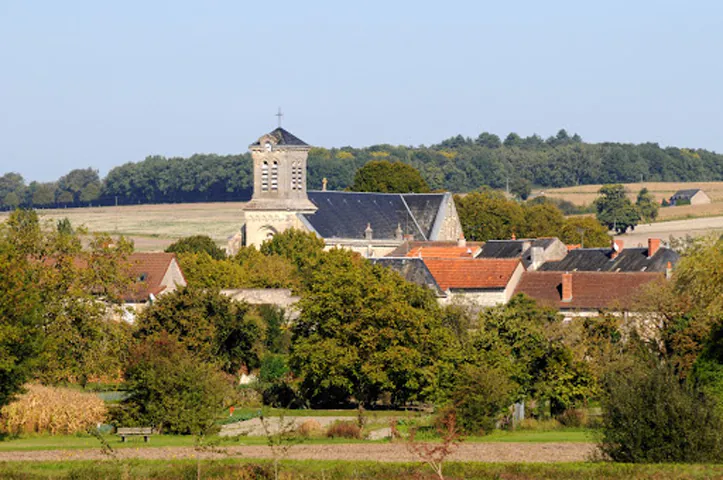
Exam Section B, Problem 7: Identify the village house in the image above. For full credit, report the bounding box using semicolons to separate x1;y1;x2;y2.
513;270;663;320
476;237;567;270
236;127;464;257
121;252;187;321
538;238;678;273
669;188;711;206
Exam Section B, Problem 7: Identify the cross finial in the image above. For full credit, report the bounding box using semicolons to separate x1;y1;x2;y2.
275;107;283;128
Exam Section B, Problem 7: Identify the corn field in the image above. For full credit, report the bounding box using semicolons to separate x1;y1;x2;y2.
0;384;107;435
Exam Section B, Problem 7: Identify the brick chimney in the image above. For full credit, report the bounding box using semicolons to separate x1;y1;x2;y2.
647;238;661;258
666;261;673;280
610;239;624;259
562;272;573;302
457;234;466;248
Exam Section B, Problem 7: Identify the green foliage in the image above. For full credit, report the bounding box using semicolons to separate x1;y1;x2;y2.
451;364;517;434
119;333;233;435
165;235;226;260
472;295;596;415
259;354;290;383
600;361;723;463
510;177;532;200
558;216;611;248
350;160;430;193
260;228;325;275
594;184;640;234
135;287;264;373
290;249;454;407
454;190;525;241
636;187;659;223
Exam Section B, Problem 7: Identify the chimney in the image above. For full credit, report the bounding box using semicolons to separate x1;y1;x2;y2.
530;246;544;271
403;233;414;241
321;178;328;191
562;272;573;302
666;261;673;280
395;223;403;241
610;239;624;259
511;233;517;240
648;238;661;258
457;234;466;248
365;223;373;241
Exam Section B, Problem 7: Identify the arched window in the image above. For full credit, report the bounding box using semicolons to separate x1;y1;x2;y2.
271;161;278;191
291;161;302;191
261;161;269;191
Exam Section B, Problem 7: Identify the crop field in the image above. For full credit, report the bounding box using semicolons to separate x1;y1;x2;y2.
0;202;248;252
538;182;723;220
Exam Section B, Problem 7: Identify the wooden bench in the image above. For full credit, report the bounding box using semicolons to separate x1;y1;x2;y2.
117;427;154;443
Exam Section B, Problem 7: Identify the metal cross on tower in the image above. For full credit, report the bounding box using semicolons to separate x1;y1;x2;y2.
275;107;283;128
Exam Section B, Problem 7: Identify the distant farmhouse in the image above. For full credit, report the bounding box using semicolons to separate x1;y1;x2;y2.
669;188;711;205
237;127;463;257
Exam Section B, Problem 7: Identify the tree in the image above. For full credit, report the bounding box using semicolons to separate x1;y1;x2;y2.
165;235;226;260
522;203;566;238
510;178;532;200
472;295;596;415
451;364;516;434
351;160;430;193
636;187;659;223
135;287;264;374
454;190;526;241
0;215;43;407
503;133;523;148
594;184;640;233
57;168;101;204
559;216;611;248
119;333;233;435
600;360;723;463
0;173;25;209
260;228;326;276
290;249;454;407
475;132;501;149
28;182;57;206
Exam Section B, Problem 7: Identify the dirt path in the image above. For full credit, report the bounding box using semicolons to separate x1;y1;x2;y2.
0;442;596;463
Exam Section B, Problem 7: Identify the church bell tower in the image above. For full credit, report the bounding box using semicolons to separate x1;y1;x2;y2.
240;127;317;248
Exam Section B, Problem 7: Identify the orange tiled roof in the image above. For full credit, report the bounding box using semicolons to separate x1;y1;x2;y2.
406;246;480;258
125;252;182;302
422;258;520;290
513;271;663;310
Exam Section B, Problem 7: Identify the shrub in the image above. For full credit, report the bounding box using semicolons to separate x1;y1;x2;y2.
600;361;723;463
451;364;516;435
296;419;322;438
326;421;362;439
165;235;226;260
517;418;562;431
0;384;106;435
556;408;588;428
117;333;233;435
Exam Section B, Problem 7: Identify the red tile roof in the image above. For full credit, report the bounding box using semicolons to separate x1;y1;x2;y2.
125;253;182;302
513;271;663;310
422;258;521;290
386;240;484;257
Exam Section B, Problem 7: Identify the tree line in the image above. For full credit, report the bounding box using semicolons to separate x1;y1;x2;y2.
3;128;723;209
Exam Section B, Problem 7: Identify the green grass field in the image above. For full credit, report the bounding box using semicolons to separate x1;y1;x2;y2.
0;458;721;479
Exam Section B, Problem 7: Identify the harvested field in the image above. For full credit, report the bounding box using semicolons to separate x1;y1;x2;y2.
616;215;723;246
538;181;723;206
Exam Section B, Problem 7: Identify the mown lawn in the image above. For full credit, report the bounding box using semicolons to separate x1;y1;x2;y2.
0;458;721;479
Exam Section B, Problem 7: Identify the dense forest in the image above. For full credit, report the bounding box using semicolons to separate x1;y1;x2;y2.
3;129;723;209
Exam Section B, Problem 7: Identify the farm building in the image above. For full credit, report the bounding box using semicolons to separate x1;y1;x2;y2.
670;188;711;205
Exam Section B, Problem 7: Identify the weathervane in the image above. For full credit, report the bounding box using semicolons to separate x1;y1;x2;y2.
275;107;283;128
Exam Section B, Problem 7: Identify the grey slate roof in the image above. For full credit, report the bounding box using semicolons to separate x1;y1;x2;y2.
671;189;701;199
302;191;446;241
370;257;446;297
250;127;308;146
538;247;679;273
478;238;557;268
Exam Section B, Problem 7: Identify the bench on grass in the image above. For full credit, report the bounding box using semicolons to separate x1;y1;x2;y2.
117;427;154;443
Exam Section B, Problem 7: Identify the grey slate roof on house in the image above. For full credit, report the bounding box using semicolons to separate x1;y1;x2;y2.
370;257;446;297
302;191;446;241
671;189;701;199
478;238;557;268
250;127;308;146
538;247;679;273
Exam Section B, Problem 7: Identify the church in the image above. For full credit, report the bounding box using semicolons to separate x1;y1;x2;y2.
239;126;464;257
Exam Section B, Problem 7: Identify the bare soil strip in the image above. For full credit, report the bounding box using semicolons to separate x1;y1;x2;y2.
0;442;596;463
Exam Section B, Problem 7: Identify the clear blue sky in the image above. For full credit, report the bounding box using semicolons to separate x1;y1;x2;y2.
2;1;723;182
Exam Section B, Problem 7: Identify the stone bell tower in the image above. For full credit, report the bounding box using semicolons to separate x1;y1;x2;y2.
241;127;317;247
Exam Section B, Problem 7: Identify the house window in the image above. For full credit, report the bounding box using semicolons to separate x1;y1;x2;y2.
261;161;269;191
271;161;278;191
